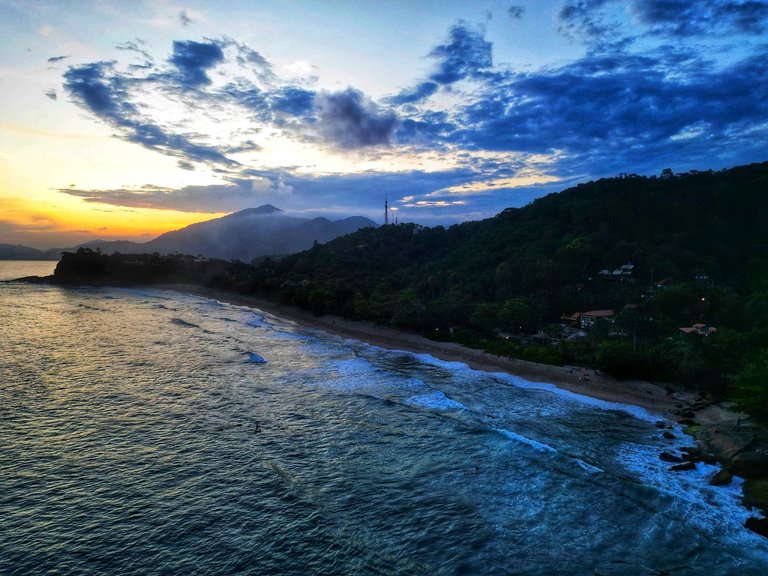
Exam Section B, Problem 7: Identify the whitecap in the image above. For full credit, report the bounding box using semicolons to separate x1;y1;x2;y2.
576;459;604;473
318;356;381;392
383;349;660;423
245;314;269;328
495;428;558;454
490;372;659;423
405;390;467;412
615;441;766;545
411;353;471;371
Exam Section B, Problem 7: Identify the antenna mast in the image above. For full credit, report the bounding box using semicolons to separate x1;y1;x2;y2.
384;193;389;225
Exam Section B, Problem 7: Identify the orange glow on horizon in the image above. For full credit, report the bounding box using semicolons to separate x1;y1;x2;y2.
0;196;225;248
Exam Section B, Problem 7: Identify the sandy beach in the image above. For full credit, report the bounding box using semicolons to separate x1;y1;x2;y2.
158;283;707;421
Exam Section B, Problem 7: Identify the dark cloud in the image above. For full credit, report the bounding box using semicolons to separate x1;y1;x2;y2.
44;88;57;100
270;86;315;116
57;168;494;223
508;5;525;19
168;40;225;88
63;61;135;118
47;55;68;63
116;39;154;63
630;0;768;36
275;169;487;223
232;42;271;73
314;88;398;149
395;112;456;147
127;122;237;165
558;0;627;50
224;140;262;154
560;0;768;46
428;23;493;84
56;21;768;224
58;181;268;213
63;61;236;167
179;10;192;27
389;81;439;105
219;83;272;123
443;46;768;176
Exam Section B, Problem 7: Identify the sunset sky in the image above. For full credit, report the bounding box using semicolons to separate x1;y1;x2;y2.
1;0;767;248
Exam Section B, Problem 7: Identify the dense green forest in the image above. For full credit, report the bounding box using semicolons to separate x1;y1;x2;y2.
53;161;768;420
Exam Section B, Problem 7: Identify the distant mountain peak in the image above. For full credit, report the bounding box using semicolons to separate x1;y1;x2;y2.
243;204;283;215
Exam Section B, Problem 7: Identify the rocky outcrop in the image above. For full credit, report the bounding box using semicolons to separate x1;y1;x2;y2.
731;452;768;479
743;479;768;512
745;517;768;538
696;423;756;464
670;462;697;472
708;469;733;486
659;452;683;463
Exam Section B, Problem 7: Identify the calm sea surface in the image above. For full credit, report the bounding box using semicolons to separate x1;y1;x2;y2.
0;260;57;281
1;261;767;575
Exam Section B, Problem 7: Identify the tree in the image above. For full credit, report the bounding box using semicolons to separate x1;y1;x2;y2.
732;351;768;422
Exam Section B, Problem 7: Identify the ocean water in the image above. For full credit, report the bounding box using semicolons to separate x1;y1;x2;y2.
0;260;57;281
1;266;767;575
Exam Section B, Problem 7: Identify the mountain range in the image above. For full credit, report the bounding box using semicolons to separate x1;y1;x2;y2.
0;205;376;262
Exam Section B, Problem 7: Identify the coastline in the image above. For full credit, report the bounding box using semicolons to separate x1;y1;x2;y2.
9;277;767;534
156;283;699;421
167;282;768;534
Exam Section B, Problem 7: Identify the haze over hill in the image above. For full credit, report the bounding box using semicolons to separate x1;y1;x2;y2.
0;206;376;262
141;205;375;261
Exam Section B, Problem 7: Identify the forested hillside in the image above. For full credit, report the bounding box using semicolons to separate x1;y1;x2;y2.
52;162;768;419
252;162;768;415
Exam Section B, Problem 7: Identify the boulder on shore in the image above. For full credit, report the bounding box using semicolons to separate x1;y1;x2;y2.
696;423;755;464
731;452;768;479
743;479;768;514
659;452;683;463
745;516;768;538
670;462;697;472
709;469;733;486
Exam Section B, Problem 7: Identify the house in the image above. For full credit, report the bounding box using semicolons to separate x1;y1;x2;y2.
679;323;717;336
560;312;582;324
562;309;615;329
598;263;635;279
580;309;615;328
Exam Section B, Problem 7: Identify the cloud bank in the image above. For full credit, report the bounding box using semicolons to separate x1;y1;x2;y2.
55;2;768;222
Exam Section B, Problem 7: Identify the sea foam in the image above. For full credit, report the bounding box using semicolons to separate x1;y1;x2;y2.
405;390;466;412
495;428;558;454
616;440;765;546
406;351;659;422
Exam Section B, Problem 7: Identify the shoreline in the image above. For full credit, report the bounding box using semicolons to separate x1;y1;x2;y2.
164;283;768;533
9;277;768;533
156;283;698;421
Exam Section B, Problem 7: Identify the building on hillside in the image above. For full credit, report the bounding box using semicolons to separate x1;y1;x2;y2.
579;309;615;329
679;323;717;336
562;309;616;329
598;263;635;279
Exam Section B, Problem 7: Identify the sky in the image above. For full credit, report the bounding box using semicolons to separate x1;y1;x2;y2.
1;0;767;248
